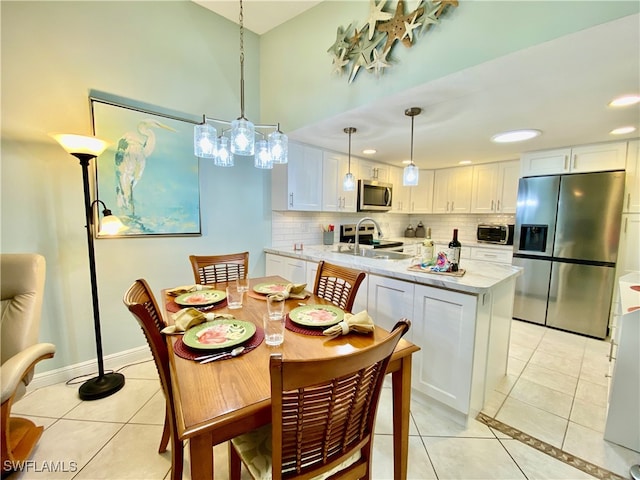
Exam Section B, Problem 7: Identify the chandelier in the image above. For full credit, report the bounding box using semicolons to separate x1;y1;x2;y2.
193;0;287;169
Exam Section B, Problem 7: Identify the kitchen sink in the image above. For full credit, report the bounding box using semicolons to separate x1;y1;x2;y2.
335;247;413;260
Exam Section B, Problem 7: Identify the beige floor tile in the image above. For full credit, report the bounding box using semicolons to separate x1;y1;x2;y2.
542;328;587;348
535;340;584;363
374;387;420;435
129;389;166;426
569;398;607;433
529;349;582;378
12;419;123;480
481;390;506;418
13;383;82;418
423;437;525;479
62;379;160;423
578;369;609;387
580;353;610;379
584;337;610;356
575;378;608;408
563;422;640;478
372;434;436;479
410;395;494;438
495;373;519;395
501;438;596;479
496;397;568;448
509;343;536;363
507;356;527;377
74;424;170;479
520;362;578;396
509;377;573;418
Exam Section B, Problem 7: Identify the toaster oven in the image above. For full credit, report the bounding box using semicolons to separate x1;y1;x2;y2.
477;224;514;245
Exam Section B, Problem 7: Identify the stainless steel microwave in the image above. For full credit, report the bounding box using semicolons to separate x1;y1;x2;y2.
357;180;392;211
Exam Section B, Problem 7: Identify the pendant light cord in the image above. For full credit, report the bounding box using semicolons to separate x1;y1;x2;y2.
239;0;246;120
410;114;415;166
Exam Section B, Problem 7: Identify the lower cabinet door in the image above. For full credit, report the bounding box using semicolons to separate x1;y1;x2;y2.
412;284;478;414
367;275;414;342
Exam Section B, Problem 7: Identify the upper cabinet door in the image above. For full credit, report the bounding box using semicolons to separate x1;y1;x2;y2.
433;167;472;214
520;148;571;177
496;160;520;213
571;142;627;173
271;142;322;211
410;170;435;213
470;163;499;214
322;151;357;212
625;139;639;213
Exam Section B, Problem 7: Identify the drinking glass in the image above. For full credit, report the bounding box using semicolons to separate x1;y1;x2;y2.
236;277;250;293
267;295;285;319
263;312;284;346
226;285;244;309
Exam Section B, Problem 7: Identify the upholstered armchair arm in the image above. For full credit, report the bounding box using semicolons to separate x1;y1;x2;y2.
1;343;55;404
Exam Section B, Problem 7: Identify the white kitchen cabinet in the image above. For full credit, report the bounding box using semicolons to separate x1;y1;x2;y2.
624;139;639;213
265;253;307;284
434;243;472;263
367;275;414;342
617;213;640;276
470;247;513;264
305;260;319;289
359;160;390;183
411;285;481;414
432;166;472;214
520;141;627;177
470;161;519;214
272;142;323;211
390;167;434;213
322;151;357;212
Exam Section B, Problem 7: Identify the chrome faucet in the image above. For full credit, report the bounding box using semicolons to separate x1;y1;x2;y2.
354;217;384;255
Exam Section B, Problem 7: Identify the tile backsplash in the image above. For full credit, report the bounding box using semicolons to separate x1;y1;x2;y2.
271;211;515;248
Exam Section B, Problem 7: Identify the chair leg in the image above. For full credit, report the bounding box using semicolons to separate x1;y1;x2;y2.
158;406;170;453
169;436;183;480
229;442;243;480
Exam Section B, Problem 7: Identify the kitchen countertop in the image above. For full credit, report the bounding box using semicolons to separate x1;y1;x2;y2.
265;244;521;295
393;237;515;250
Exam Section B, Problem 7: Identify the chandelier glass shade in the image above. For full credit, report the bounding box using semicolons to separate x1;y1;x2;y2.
343;127;356;192
403;107;421;187
193;0;286;169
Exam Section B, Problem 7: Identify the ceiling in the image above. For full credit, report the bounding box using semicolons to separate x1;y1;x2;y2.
195;2;639;170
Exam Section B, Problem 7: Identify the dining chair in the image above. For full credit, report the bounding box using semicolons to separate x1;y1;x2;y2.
189;252;249;285
229;319;410;480
312;260;366;313
123;279;183;480
1;254;56;476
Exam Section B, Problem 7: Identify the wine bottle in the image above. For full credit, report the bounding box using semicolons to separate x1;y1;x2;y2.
448;228;461;272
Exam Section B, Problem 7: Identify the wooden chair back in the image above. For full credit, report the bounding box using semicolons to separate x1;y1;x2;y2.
312;260;366;313
270;319;410;480
123;279;183;480
189;252;249;285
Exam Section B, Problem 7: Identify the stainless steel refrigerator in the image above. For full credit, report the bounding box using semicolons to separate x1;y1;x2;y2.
512;171;625;339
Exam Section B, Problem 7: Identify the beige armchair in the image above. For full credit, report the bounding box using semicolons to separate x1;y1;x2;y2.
1;253;55;473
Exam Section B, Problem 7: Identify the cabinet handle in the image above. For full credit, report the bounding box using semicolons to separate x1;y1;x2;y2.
446;201;449;212
451;201;455;211
628;193;631;210
608;340;616;361
497;200;501;212
572;154;577;169
289;193;293;207
624;217;628;233
491;200;495;211
564;155;569;171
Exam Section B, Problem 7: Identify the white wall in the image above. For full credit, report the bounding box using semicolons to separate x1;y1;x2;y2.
1;2;271;374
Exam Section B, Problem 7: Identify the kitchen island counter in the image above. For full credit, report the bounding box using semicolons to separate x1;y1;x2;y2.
264;244;521;295
265;245;521;425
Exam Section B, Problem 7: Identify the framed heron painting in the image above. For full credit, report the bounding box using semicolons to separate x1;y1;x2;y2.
90;96;201;237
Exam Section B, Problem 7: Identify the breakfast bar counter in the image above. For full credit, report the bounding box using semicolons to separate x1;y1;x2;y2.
264;245;522;425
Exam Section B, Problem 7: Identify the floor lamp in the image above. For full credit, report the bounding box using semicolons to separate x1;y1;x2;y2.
52;134;126;400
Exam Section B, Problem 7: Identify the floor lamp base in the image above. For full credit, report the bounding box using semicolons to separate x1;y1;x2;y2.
79;372;125;401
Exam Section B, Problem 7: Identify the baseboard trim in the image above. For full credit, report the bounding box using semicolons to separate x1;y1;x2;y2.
29;346;152;391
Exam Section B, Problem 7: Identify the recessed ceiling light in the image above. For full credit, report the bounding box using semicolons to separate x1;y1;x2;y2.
491;129;541;143
610;126;636;135
401;159;412;165
362;149;376;155
459;160;472;165
608;95;640;107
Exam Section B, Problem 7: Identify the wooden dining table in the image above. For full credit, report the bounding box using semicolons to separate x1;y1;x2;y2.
163;275;420;479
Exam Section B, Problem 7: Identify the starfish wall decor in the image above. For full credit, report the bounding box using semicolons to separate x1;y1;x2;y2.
327;0;459;84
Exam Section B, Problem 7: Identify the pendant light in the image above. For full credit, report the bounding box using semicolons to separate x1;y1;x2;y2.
343;127;356;191
193;0;287;168
403;107;421;186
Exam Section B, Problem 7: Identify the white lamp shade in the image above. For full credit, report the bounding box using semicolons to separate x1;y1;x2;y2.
194;123;217;158
215;136;234;167
254;139;273;169
230;118;255;156
99;214;128;235
343;172;355;191
403;164;419;186
268;130;288;164
52;133;109;157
